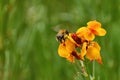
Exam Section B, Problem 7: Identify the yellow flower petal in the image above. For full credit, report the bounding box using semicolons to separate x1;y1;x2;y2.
87;20;101;29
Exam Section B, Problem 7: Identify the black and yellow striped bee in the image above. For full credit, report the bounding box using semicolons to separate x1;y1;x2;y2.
56;29;69;43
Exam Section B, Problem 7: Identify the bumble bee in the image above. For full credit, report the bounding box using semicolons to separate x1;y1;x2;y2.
56;29;69;43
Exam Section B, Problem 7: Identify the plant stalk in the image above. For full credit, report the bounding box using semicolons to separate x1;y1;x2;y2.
3;50;10;80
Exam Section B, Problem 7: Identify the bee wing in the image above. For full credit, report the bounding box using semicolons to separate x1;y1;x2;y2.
52;24;66;33
52;23;75;32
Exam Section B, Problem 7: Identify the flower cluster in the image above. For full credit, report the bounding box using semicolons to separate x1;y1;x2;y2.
57;20;106;64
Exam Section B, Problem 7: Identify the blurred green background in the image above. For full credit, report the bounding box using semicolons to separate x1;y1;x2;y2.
0;0;120;80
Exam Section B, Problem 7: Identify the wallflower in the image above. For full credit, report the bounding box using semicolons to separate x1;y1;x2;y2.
87;20;106;36
76;20;106;41
58;38;80;62
76;27;95;41
80;42;102;64
57;20;106;64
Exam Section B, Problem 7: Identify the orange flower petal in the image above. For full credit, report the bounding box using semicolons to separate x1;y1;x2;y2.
91;42;101;51
76;27;88;37
86;46;101;62
76;27;95;41
86;42;102;64
58;39;76;62
87;20;106;36
87;20;101;29
80;42;87;60
65;39;75;52
58;43;70;58
92;28;107;36
84;33;95;41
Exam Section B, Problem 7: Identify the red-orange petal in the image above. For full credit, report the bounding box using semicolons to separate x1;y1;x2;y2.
97;57;103;64
67;33;80;46
67;55;75;62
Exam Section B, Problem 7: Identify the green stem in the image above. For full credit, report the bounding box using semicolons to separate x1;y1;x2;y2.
93;61;95;79
80;60;84;67
90;61;95;80
80;60;88;77
3;50;10;80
